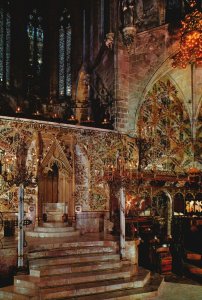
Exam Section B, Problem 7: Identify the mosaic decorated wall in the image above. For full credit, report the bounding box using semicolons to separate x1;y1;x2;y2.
0;117;138;221
137;79;193;172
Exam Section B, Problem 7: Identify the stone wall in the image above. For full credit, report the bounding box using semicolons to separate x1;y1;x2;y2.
115;17;202;134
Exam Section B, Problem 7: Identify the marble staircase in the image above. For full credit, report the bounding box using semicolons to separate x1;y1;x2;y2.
0;225;163;299
26;222;79;238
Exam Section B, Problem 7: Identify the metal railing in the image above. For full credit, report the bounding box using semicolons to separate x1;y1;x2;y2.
0;211;32;249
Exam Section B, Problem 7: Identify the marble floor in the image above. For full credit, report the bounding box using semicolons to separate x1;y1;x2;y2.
0;231;118;248
154;281;202;300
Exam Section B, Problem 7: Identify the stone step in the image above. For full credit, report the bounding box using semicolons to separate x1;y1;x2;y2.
45;209;64;212
29;253;120;268
0;270;160;300
30;259;130;277
40;269;151;299
42;222;69;228
28;240;117;252
26;230;80;238
44;209;63;213
50;273;163;300
46;211;64;214
0;286;38;300
15;267;132;289
34;226;75;233
28;245;116;260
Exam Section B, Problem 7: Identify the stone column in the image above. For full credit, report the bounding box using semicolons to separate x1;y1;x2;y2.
58;171;63;202
18;184;24;268
125;239;140;274
35;186;39;227
119;186;126;258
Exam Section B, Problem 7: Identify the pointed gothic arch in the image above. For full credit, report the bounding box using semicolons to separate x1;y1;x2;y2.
38;138;74;220
40;138;72;176
152;189;173;237
137;78;192;173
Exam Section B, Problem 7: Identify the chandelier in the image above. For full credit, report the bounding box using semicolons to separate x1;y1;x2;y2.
172;5;202;68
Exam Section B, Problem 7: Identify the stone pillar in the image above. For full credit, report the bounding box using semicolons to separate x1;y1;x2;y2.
75;66;89;123
35;186;39;227
119;186;125;258
18;184;24;268
125;239;140;274
58;171;63;202
69;177;75;219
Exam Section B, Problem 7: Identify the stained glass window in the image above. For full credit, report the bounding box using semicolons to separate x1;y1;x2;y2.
0;1;10;87
27;9;44;77
59;9;72;98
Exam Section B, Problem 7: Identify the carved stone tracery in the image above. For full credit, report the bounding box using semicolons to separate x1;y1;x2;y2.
41;138;73;177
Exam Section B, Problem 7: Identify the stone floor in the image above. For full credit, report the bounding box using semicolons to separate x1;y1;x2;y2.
154;281;202;300
0;231;118;250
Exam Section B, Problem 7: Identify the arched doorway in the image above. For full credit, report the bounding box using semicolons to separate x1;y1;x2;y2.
173;193;185;214
38;139;73;222
152;190;172;238
44;163;59;203
195;192;202;214
185;192;195;214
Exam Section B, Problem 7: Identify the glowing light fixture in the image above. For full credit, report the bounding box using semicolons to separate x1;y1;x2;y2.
172;4;202;68
172;1;202;176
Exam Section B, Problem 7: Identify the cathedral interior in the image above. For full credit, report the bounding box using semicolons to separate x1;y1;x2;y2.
0;0;202;299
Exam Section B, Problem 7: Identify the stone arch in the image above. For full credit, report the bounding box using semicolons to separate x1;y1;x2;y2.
134;57;192;128
136;78;192;172
152;189;173;236
40;138;72;177
127;51;175;129
173;192;185;214
185;192;195;214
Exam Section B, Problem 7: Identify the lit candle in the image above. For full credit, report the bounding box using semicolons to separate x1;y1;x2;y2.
16;106;21;113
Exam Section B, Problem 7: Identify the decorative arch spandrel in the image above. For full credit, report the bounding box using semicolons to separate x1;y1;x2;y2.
40;138;73;177
137;79;192;172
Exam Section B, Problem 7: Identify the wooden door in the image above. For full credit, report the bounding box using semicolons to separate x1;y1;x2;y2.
41;163;59;204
